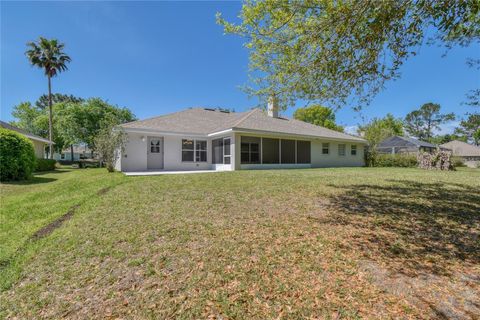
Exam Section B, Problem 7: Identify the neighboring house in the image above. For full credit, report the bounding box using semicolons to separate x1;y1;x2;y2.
377;136;448;154
0;120;53;158
440;140;480;168
53;145;97;161
116;102;367;172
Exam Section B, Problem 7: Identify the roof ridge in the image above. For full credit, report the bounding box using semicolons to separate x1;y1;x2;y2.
231;108;260;128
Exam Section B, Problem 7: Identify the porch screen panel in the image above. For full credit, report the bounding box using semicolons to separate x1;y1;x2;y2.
212;138;223;164
262;138;279;164
296;140;311;164
241;136;260;164
281;139;295;164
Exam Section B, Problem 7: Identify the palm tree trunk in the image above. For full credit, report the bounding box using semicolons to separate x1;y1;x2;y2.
48;74;53;159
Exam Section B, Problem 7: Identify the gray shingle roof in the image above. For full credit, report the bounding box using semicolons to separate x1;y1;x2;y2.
440;140;480;157
0;120;53;144
121;108;366;142
379;136;436;148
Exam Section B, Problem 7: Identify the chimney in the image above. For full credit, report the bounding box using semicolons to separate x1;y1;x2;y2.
267;95;279;118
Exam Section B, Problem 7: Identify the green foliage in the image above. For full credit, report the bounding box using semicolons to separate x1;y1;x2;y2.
35;93;83;110
451;156;466;168
455;113;480;145
57;98;136;149
34;159;56;172
26;37;71;78
11;97;136;152
217;1;479;109
0;128;36;181
293;105;343;132
404;103;455;142
358;114;404;148
94;124;127;172
430;134;467;145
369;154;418;168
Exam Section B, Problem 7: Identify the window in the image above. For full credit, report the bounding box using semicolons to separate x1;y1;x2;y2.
351;145;357;156
182;139;194;161
223;138;231;164
262;138;279;164
182;139;206;162
322;143;329;155
281;139;296;164
241;136;260;164
61;153;65;160
296;140;311;164
196;140;207;162
150;139;161;153
338;144;346;156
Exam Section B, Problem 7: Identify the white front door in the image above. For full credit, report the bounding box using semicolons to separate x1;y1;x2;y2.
147;137;164;170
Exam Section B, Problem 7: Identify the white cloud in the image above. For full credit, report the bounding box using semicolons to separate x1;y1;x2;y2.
344;125;359;135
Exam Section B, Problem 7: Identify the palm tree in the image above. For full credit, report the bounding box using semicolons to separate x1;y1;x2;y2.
26;37;71;158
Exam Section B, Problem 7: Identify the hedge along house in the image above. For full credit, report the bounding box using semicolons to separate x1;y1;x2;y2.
0;120;53;158
115;101;367;173
377;136;449;154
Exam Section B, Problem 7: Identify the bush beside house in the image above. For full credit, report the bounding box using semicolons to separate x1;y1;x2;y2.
371;153;418;167
0;128;36;181
35;159;57;172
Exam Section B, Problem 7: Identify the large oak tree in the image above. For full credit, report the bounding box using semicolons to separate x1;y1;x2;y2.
218;0;479;110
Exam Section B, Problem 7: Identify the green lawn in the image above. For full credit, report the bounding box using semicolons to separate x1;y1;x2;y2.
1;167;479;319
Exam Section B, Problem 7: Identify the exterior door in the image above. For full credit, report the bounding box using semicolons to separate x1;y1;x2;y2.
147;137;164;170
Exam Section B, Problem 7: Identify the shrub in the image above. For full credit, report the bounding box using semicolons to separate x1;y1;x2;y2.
0;128;36;181
35;159;57;172
451;156;466;168
374;154;418;167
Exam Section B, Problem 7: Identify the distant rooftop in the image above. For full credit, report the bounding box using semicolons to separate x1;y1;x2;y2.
0;120;53;144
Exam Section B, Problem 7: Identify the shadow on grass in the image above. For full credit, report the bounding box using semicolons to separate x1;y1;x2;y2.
1;176;57;185
324;180;480;276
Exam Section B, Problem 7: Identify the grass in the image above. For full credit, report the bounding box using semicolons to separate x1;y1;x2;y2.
1;167;479;319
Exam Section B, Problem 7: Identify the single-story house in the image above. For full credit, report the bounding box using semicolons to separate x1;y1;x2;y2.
0;120;53;158
440;140;480;168
116;102;367;172
53;145;97;161
377;136;448;154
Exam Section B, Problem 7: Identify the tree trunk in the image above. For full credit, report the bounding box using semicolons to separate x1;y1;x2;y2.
48;74;54;159
71;144;74;162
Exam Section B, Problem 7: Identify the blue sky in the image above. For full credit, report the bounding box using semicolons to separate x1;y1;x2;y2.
1;1;479;134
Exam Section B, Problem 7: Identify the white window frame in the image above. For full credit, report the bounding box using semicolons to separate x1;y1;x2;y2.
338;144;346;156
223;137;231;165
181;139;207;163
322;143;329;155
351;144;357;156
195;140;207;162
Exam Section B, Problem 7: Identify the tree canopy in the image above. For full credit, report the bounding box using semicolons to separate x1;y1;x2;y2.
11;97;136;152
404;103;455;142
358;113;404;148
293;105;343;132
218;1;479;110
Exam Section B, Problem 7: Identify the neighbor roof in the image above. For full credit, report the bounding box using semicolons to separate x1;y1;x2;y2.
378;135;436;148
0;120;53;144
121;108;366;142
440;140;480;157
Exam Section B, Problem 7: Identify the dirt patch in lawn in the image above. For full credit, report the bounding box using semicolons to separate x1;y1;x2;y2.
96;187;111;196
31;204;80;240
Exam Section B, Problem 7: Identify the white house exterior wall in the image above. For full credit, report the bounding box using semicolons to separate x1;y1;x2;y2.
32;140;45;158
119;132;236;172
311;140;364;167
